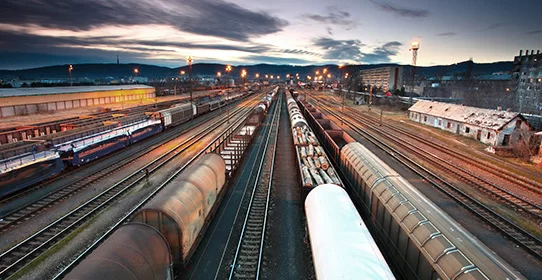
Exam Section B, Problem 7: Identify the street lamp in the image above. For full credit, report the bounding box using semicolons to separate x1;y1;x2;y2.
187;56;193;114
338;64;346;124
68;64;73;86
225;65;232;88
217;72;221;86
241;69;247;86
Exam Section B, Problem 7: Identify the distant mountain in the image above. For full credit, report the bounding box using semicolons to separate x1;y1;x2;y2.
0;61;514;80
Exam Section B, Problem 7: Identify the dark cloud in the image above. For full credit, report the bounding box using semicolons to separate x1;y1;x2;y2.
369;0;429;18
435;32;457;36
244;55;313;65
312;37;401;64
487;22;504;30
281;49;321;56
362;41;402;64
525;29;542;35
304;7;358;29
327;27;333;36
0;0;288;41
313;37;366;61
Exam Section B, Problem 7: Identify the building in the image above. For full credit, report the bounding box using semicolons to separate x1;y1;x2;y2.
513;49;541;113
359;66;403;92
0;85;155;118
408;100;533;147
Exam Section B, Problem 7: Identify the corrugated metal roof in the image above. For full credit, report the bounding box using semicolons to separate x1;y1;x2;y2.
0;85;154;97
409;100;519;130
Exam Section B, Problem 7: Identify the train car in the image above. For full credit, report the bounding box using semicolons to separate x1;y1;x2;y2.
0;148;64;198
153;103;195;128
196;102;211;115
129;119;164;144
58;130;131;166
131;153;226;266
340;142;524;280
305;184;395;280
64;223;173;280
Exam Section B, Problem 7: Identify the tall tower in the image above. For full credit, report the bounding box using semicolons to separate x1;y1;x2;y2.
409;41;420;66
409;41;420;103
116;55;119;64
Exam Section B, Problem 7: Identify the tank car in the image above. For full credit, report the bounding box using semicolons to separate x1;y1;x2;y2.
340;142;524;280
305;184;395;280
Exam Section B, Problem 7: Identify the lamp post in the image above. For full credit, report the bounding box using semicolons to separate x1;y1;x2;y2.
187;56;193;115
217;72;221;87
225;65;232;88
338;64;346;125
241;69;247;87
68;64;73;86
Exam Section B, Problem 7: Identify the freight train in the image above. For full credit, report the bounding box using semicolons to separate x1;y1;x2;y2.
58;87;279;279
0;90;253;198
294;92;524;280
285;90;394;279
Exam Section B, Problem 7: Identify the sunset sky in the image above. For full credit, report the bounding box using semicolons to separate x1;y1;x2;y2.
0;0;541;69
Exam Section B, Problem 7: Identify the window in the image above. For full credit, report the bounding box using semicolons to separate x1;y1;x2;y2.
438;119;442;126
487;132;491;139
465;127;470;133
447;122;451;129
424;116;427;122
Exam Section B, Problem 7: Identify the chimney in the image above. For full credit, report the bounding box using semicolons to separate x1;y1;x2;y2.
506;108;511;112
497;106;502;111
519;49;523;56
538;50;540;55
531;50;534;55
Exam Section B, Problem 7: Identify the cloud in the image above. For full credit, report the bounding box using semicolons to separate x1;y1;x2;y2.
327;27;333;36
280;49;321;56
487;23;504;30
313;37;366;62
362;41;403;64
369;0;429;18
0;0;288;41
435;32;457;37
525;29;542;35
244;55;313;65
304;7;358;29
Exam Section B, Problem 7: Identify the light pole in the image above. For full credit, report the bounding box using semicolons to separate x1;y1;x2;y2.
187;56;193;113
68;64;73;86
133;68;139;83
225;65;232;88
241;69;247;87
217;72;221;87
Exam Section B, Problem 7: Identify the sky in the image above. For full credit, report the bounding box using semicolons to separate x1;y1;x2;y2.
0;0;541;70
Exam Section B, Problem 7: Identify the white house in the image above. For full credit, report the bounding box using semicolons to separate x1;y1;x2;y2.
408;100;533;147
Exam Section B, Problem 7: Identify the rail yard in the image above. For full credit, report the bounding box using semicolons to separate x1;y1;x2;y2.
0;86;540;280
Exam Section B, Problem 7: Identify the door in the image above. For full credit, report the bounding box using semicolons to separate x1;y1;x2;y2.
476;130;482;141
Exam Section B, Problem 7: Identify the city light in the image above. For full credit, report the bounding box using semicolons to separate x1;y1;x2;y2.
217;72;221;77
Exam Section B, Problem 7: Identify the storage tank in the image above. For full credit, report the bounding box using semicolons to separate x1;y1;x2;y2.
131;153;226;264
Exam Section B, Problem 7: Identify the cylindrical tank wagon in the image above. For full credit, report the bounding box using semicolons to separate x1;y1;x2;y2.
340;142;523;280
65;223;173;280
305;184;395;280
66;153;227;278
131;153;226;265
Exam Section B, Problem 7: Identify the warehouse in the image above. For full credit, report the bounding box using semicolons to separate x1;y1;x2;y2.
408;100;533;147
0;85;155;118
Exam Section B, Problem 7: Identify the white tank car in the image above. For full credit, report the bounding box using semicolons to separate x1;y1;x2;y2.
305;184;395;280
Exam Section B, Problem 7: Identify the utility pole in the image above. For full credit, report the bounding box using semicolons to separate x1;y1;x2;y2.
409;41;420;104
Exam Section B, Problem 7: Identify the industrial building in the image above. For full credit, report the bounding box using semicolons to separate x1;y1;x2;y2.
408;100;533;147
359;66;403;92
513;49;541;113
0;85;155;118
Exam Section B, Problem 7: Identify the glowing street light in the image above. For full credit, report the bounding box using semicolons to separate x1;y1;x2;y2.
68;64;73;86
180;70;185;75
255;73;260;78
134;68;139;76
225;65;232;87
323;68;327;74
187;56;193;111
265;74;269;79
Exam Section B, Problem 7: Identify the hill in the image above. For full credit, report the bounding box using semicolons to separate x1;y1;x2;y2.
0;61;514;80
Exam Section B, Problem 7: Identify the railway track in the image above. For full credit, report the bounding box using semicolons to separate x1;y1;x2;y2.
315;96;542;219
345;101;542;196
0;103;253;233
313;97;542;260
0;99;259;279
229;94;281;279
0;98;249;208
